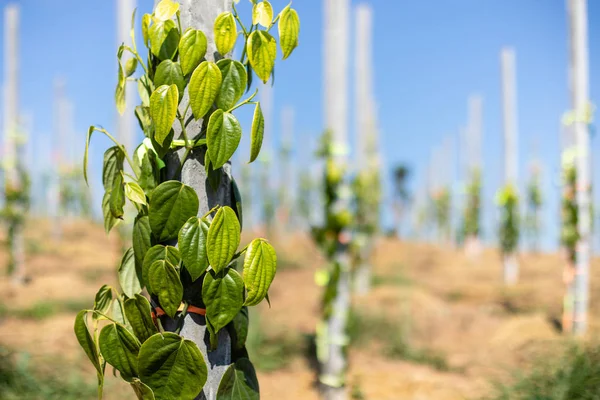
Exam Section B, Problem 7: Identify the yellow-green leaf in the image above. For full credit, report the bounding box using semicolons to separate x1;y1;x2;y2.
242;238;276;306
149;19;180;60
154;0;179;21
249;103;264;163
214;12;237;55
247;30;276;83
216;59;247;110
206;109;242;170
149;181;200;242
179;29;208;76
189;61;222;119
278;5;300;59
142;14;152;46
149;84;178;146
202;269;244;333
118;248;142;298
125;182;147;205
206;206;240;273
252;1;273;27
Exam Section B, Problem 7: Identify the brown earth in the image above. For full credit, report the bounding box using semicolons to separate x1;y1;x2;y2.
1;220;597;399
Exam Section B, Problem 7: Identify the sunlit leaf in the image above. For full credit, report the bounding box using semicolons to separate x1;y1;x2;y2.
214;12;237;55
142;245;181;292
149;181;199;242
154;0;179;21
125;182;147;205
247;31;276;83
252;1;273;27
216;59;247;110
179;29;207;76
189;61;222;119
178;217;210;282
206;110;242;170
118;248;142;298
206;206;240;273
203;268;244;333
242;239;276;306
149;19;180;60
249;103;264;163
103;146;125;192
278;5;300;59
149;84;178;146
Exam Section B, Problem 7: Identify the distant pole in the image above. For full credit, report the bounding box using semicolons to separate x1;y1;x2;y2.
568;0;591;336
3;4;25;282
321;0;350;398
117;0;136;159
465;94;483;256
259;82;274;235
279;106;294;230
500;47;519;284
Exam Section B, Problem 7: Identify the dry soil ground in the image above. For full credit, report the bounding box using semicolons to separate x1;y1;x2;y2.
1;219;598;399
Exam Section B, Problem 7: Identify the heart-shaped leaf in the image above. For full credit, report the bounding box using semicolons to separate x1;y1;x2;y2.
206;110;242;170
206;206;240;273
103;146;124;191
125;182;147;205
178;217;209;282
148;260;183;318
252;1;273;27
124;294;157;343
133;216;152;283
216;358;259;400
99;323;141;381
74;310;103;375
149;84;178;146
149;19;180;60
203;268;244;333
153;60;185;99
189;61;222;119
179;29;207;76
149;181;199;242
247;31;276;83
119;247;142;298
154;0;179;21
249;103;264;163
278;5;300;59
216;59;247;110
214;12;237;55
142;245;181;292
242;239;276;306
139;333;207;400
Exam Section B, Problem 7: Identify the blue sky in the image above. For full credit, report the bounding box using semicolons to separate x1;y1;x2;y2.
1;0;599;251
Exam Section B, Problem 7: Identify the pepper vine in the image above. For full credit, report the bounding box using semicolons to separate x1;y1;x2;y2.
73;1;300;399
496;184;519;256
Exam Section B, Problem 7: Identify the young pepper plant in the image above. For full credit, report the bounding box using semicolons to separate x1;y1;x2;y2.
74;1;300;399
496;184;519;260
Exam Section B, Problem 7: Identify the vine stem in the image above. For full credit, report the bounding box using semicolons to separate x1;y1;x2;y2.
175;302;189;335
227;89;258;113
121;45;148;75
93;127;140;180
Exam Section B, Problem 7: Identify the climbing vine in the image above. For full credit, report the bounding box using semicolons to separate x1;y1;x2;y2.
432;187;451;243
496;184;519;255
74;1;299;399
462;169;481;242
2;165;30;275
525;170;542;251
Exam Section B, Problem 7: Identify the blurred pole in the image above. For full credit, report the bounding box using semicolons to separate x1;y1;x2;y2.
465;94;483;256
51;79;66;239
3;4;25;282
500;47;519;284
259;82;274;236
117;0;136;162
568;0;591;336
321;0;350;398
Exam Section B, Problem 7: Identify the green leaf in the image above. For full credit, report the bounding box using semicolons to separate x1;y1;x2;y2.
232;307;249;351
110;173;126;219
153;60;185;99
119;248;142;298
131;378;156;400
206;206;241;273
247;30;276;83
138;75;154;107
133;216;152;281
216;59;247;110
103;191;121;233
154;0;179;21
189;61;222;119
216;358;259;400
142;245;181;292
179;29;207;76
124;294;158;343
74;310;103;375
148;260;183;318
142;14;152;46
149;84;178;146
214;12;237;55
111;297;129;327
125;57;138;77
83;126;94;186
252;1;273;27
178;217;209;282
125;182;148;206
149;181;199;242
149;19;180;60
99;323;141;381
206;110;242;170
94;285;113;317
116;58;126;115
242;239;276;306
103;146;125;191
249;103;264;163
135;145;159;194
203;268;244;333
278;5;300;59
138;333;207;400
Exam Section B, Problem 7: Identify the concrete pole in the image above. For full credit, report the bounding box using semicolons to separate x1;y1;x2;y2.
321;0;350;398
3;4;25;282
500;47;519;284
568;0;591;336
160;2;234;399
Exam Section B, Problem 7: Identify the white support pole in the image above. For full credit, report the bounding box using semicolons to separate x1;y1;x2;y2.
280;106;294;230
465;94;483;256
117;0;136;169
322;0;350;398
568;0;591;336
500;47;519;284
355;3;373;171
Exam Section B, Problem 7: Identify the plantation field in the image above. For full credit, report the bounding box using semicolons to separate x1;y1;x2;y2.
1;219;599;399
